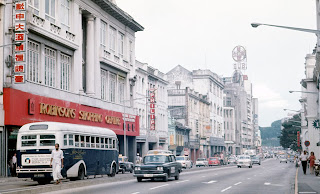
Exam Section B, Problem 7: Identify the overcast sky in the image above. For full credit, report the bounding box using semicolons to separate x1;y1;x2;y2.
116;0;316;127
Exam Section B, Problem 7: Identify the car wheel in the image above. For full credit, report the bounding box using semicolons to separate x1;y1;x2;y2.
286;162;287;163
259;163;261;165
175;173;180;180
137;177;142;182
163;174;168;182
130;169;133;173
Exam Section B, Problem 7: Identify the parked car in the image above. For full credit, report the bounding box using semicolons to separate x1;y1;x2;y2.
288;155;295;163
251;155;261;165
279;156;288;163
208;157;221;166
119;155;134;174
133;150;182;182
227;156;237;164
237;155;252;168
196;158;208;167
176;156;192;169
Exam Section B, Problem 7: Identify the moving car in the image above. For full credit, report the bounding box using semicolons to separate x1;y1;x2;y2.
279;156;288;163
208;157;220;166
251;156;261;165
176;156;192;169
196;158;208;167
133;150;182;182
228;156;237;164
288;155;295;163
237;155;252;168
119;155;134;174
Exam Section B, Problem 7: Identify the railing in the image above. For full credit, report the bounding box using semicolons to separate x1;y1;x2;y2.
168;89;185;95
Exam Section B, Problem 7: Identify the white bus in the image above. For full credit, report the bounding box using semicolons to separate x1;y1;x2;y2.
16;122;118;184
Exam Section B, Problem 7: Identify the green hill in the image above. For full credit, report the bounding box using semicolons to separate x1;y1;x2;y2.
260;120;281;147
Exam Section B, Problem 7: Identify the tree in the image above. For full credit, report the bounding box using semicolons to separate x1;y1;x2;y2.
279;114;301;151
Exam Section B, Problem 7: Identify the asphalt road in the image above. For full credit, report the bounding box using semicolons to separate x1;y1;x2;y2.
44;158;296;194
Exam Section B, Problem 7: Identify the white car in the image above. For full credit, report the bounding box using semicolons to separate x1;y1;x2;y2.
196;158;208;167
279;156;288;163
176;156;193;169
237;155;253;168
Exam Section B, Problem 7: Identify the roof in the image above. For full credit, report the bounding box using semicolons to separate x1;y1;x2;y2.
92;0;144;32
19;122;117;137
147;150;173;155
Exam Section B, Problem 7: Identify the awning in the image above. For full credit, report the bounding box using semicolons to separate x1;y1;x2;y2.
225;141;235;144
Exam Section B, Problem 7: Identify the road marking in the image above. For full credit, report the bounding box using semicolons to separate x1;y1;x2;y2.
202;176;206;177
176;180;189;184
150;184;169;190
264;182;283;187
202;180;217;184
299;192;317;194
254;175;257;176
234;182;242;186
247;178;251;180
221;186;232;192
132;192;140;194
264;182;271;185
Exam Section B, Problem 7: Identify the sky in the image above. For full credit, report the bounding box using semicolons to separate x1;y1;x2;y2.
116;0;316;127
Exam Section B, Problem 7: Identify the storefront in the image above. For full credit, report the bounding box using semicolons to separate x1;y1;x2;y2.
1;88;139;176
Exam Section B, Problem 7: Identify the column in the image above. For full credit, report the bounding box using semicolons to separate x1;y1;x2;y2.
73;6;83;94
85;15;95;96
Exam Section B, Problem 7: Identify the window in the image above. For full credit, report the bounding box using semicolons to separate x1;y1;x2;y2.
112;139;116;149
96;137;100;148
91;137;95;148
45;47;56;87
80;136;85;147
118;33;124;56
129;40;133;63
64;134;67;146
60;53;71;90
21;135;37;147
105;138;109;148
101;138;104;148
40;135;55;146
118;76;125;103
28;0;39;15
60;0;70;29
69;134;74;146
109;26;116;51
100;21;107;49
101;69;108;100
45;0;55;23
27;40;40;83
86;136;90;148
75;135;79;147
109;138;112;148
109;73;116;102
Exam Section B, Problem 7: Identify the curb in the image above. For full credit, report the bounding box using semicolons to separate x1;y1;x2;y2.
295;167;298;194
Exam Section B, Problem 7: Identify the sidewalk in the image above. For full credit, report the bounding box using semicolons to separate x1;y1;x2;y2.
0;177;26;183
297;165;320;194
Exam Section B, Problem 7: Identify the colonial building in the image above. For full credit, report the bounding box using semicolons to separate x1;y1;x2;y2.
0;0;143;176
135;60;168;157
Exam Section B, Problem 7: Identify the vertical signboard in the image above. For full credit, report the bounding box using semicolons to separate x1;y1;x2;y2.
14;1;27;83
297;131;300;147
149;89;156;130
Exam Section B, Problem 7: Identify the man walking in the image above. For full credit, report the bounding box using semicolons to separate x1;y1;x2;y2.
300;150;308;175
50;143;64;184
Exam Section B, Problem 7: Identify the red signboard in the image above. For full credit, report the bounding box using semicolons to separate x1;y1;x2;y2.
149;89;156;130
15;43;25;52
3;88;140;136
297;131;300;147
15;53;25;62
14;64;25;73
15;33;25;41
15;1;26;11
14;75;24;83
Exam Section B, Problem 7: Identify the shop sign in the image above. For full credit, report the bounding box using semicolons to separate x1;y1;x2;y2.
22;154;51;166
14;74;25;83
14;64;25;73
149;89;156;130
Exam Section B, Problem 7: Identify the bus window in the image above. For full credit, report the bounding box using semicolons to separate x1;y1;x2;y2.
80;136;85;147
109;138;112;148
86;136;90;148
91;137;95;148
105;138;109;149
40;135;55;146
96;137;100;148
64;135;68;146
101;138;104;148
21;135;37;147
112;139;116;149
75;135;80;147
69;134;74;146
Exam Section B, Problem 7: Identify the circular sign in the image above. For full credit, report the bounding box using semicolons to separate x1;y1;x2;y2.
305;141;310;147
232;46;246;62
313;119;320;129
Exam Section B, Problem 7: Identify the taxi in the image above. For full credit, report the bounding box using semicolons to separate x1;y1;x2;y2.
118;154;134;174
133;150;182;182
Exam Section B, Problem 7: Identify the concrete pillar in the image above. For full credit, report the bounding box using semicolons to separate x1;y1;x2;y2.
73;6;83;94
85;15;95;96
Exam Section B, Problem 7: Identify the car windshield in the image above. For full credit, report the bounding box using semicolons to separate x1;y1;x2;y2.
176;157;185;161
210;158;218;161
144;155;168;164
239;156;249;159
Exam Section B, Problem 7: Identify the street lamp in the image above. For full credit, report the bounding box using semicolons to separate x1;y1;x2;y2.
289;90;318;94
251;23;320;35
283;109;302;113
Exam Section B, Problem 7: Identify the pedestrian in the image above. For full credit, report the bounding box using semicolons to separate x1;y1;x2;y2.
309;151;316;174
11;153;17;177
300;150;308;175
50;143;64;184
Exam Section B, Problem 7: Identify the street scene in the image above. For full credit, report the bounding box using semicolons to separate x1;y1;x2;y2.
0;0;320;193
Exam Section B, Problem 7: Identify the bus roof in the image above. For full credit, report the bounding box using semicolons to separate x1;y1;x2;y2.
18;122;117;137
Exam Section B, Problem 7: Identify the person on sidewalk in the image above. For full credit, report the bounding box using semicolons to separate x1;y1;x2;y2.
309;151;316;174
11;153;17;177
300;150;308;175
50;143;64;184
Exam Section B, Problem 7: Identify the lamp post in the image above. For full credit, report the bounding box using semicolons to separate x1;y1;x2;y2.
289;90;318;94
283;109;302;113
251;23;320;35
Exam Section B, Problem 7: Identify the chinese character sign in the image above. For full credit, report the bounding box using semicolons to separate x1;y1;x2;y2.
150;90;156;130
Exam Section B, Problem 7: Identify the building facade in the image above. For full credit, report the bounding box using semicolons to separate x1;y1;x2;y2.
0;0;143;176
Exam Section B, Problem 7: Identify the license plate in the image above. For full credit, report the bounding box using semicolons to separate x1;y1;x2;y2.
144;174;153;177
34;174;45;178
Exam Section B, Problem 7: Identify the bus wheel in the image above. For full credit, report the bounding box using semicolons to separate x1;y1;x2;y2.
111;164;116;177
78;164;85;180
37;179;51;185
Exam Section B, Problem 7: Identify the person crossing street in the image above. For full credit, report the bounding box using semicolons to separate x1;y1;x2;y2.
50;143;64;184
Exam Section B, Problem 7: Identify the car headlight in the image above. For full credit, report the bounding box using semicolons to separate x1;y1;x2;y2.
157;166;163;171
135;167;141;171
